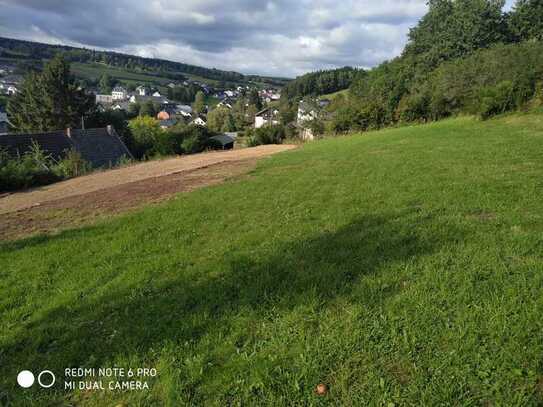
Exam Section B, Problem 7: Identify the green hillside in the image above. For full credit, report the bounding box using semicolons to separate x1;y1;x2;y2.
2;112;543;405
0;36;290;89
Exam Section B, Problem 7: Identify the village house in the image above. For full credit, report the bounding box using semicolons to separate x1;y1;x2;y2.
0;126;133;168
297;99;331;141
191;116;207;126
112;86;128;101
112;101;131;111
175;105;193;117
129;94;169;105
136;85;149;96
255;107;280;128
95;94;113;104
217;97;235;109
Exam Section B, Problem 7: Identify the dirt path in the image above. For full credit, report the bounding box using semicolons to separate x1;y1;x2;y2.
0;145;296;240
0;145;295;215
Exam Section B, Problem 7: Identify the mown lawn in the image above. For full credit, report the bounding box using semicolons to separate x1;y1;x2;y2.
2;113;543;406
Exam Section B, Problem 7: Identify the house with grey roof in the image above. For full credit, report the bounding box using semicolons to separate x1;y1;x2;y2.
0;126;133;168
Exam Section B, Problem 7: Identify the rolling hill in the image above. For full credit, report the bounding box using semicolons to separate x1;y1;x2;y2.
2;111;543;405
0;36;290;89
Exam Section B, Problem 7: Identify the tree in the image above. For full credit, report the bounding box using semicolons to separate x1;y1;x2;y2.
127;116;162;158
99;74;114;94
281;67;359;101
207;106;235;132
193;91;206;115
404;0;507;69
127;102;141;118
139;100;156;117
7;55;96;133
222;112;237;132
248;88;263;110
509;0;543;41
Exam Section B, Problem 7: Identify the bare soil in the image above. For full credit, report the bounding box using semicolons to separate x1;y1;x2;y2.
0;145;295;241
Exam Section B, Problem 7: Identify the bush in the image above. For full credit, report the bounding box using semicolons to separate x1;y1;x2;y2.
128;116;163;159
396;91;431;123
478;81;516;120
53;149;92;178
246;126;285;147
346;41;543;130
0;142;61;192
0;142;95;192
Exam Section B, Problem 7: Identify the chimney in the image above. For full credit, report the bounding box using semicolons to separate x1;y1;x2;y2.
66;128;71;138
106;125;113;135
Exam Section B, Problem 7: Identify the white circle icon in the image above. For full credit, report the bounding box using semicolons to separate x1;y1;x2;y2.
38;370;56;388
17;370;35;388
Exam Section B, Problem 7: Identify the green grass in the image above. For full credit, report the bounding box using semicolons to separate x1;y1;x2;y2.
319;89;349;101
71;62;279;90
2;113;543;405
71;62;173;87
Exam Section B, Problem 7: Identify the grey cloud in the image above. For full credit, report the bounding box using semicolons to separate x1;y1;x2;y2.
0;0;431;76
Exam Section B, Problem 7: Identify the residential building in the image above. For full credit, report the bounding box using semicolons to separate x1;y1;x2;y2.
176;105;193;117
255;107;280;128
112;86;128;100
136;86;149;96
0;126;133;168
95;94;113;104
191;116;207;126
129;95;169;105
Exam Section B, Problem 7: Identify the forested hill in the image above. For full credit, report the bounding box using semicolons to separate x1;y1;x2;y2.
281;67;360;101
0;36;289;87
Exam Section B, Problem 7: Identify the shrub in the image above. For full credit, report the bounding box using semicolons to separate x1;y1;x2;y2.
247;126;285;147
128;116;163;158
54;149;92;178
396;91;430;123
0;142;61;192
478;81;516;120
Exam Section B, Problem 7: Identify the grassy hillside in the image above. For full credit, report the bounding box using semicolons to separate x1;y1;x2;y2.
2;113;543;405
0;36;290;89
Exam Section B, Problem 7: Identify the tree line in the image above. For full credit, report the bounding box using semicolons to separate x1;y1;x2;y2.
321;0;543;133
281;67;359;101
0;36;289;86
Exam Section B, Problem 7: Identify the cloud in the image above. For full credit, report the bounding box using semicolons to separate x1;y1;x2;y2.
0;0;432;77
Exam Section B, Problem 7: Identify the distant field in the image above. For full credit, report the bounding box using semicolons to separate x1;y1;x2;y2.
320;89;349;100
2;113;543;405
70;62;172;87
71;62;279;90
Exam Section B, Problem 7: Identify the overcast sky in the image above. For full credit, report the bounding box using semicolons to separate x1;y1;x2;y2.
0;0;517;78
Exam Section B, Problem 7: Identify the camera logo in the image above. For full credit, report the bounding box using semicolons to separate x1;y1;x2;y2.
17;370;56;388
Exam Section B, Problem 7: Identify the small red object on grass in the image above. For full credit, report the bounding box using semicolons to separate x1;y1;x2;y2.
315;383;328;395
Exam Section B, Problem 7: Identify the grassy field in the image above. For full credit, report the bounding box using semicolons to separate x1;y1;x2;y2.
70;62;281;90
70;62;174;90
2;113;543;405
319;89;350;101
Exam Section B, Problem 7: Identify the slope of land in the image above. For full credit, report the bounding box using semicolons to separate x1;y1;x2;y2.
2;113;543;405
0;36;290;89
0;145;295;215
0;145;295;240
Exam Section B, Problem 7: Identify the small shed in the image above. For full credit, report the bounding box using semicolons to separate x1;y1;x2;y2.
209;134;235;150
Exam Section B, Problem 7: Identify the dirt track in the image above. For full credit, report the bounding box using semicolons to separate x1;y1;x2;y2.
0;145;296;240
0;145;295;215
